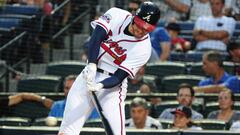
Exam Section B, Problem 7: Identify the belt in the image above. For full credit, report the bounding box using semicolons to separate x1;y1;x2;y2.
97;68;113;76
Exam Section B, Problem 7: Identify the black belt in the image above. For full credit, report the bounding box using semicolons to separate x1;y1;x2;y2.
97;68;113;76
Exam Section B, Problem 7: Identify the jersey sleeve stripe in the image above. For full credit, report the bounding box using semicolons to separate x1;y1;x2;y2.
119;65;134;78
96;21;109;33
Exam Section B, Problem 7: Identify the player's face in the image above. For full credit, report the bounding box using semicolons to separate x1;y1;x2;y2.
132;23;149;38
177;88;194;107
130;106;148;128
64;79;74;97
218;91;233;110
173;113;190;129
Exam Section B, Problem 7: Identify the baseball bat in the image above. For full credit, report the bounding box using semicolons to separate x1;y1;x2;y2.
91;91;114;135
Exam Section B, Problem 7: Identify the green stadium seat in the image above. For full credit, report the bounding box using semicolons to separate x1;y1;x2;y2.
189;62;205;76
17;75;62;93
160;75;205;93
9;101;50;120
159;119;173;129
45;61;86;78
154;101;179;117
83;119;103;128
145;62;186;79
0;117;30;126
223;61;235;75
193;119;226;130
183;130;240;135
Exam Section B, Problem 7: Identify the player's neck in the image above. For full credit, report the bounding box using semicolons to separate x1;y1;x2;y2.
124;23;134;36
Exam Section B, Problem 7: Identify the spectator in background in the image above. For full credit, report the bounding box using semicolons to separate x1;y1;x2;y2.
171;106;202;130
166;22;191;52
198;51;231;88
48;75;99;120
0;93;53;116
159;83;203;120
207;89;240;125
149;26;171;62
194;51;234;93
127;0;141;15
152;0;191;22
190;0;212;21
223;41;240;93
125;97;162;129
227;41;240;63
193;0;236;52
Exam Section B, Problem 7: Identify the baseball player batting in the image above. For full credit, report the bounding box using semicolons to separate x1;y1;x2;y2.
58;1;160;135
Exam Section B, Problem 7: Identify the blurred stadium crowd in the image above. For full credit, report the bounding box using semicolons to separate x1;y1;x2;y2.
0;0;240;134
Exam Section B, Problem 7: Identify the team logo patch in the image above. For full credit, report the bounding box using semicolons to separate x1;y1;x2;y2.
100;13;112;23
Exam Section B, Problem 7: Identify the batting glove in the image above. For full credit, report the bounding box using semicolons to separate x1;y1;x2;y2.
87;81;103;92
82;63;97;83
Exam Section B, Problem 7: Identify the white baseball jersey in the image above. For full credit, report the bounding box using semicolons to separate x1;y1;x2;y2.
59;7;152;135
125;116;162;129
194;16;236;51
91;7;152;79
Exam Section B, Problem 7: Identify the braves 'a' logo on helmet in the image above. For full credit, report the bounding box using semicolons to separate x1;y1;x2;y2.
142;15;151;22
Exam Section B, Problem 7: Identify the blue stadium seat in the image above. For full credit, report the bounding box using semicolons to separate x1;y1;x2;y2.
1;5;41;16
235;21;240;30
0;18;21;28
178;22;195;31
169;52;186;62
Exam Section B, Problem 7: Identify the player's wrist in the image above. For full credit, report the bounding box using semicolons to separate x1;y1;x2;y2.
88;63;97;71
96;83;104;90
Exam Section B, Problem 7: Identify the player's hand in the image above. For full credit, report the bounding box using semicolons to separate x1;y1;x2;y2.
82;63;97;82
87;81;103;92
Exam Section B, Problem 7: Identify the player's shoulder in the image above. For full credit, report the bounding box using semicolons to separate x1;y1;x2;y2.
107;7;131;16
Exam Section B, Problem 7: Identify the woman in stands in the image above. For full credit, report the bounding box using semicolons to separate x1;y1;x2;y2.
207;89;240;126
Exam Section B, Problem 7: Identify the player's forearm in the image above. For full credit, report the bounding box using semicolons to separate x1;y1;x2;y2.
100;69;129;88
164;0;190;13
